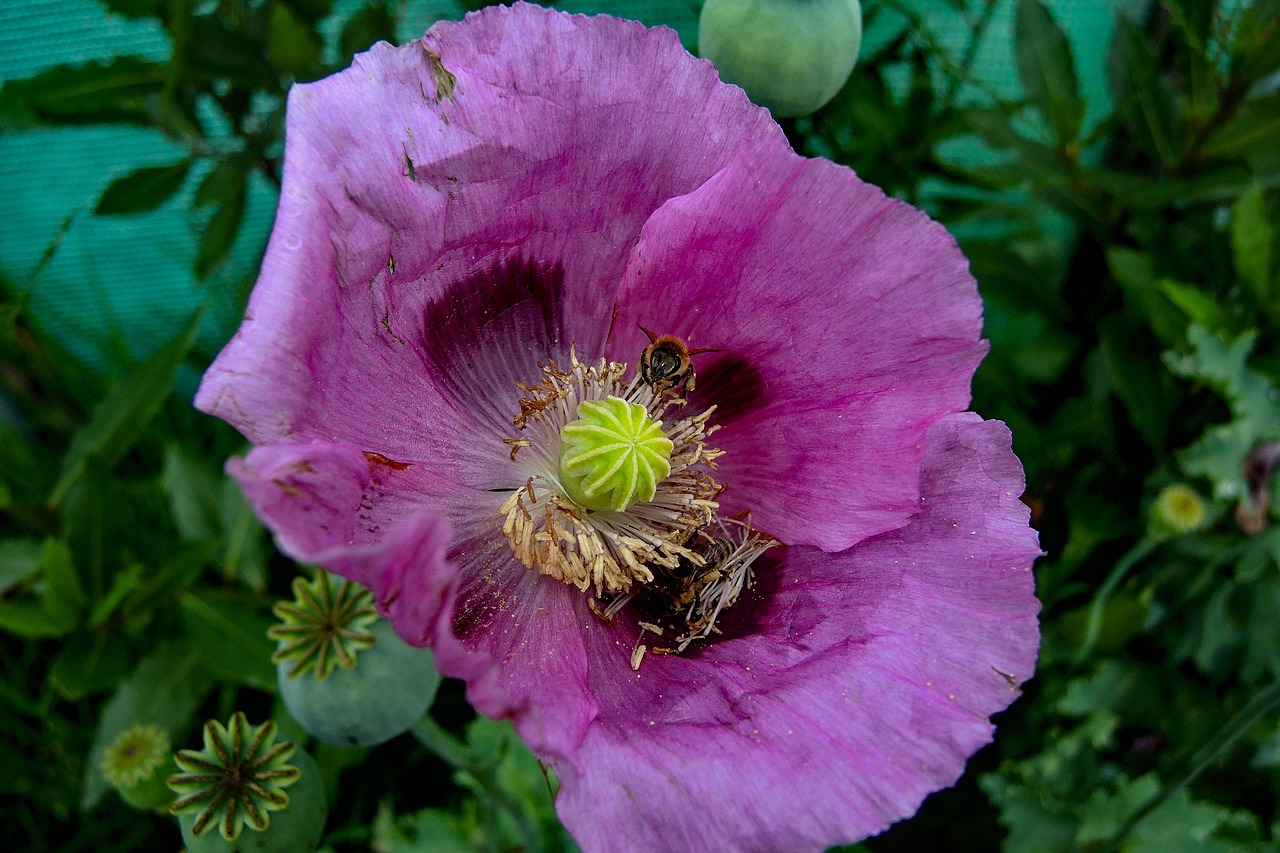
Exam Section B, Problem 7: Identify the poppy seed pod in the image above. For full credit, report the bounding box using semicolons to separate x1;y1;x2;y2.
699;0;863;117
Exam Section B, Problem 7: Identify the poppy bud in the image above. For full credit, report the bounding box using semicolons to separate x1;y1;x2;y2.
699;0;863;117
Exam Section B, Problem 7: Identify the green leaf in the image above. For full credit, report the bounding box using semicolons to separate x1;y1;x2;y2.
340;3;397;67
1015;0;1084;143
962;108;1068;179
47;310;203;508
195;153;251;208
187;15;278;89
1105;247;1187;344
1157;278;1230;333
1077;773;1161;846
163;445;223;542
1165;326;1280;501
194;180;247;279
1099;315;1175;447
88;562;145;627
219;478;268;591
0;539;85;638
1203;91;1280;160
1232;0;1280;85
178;589;276;688
125;541;217;616
372;802;479;853
94;160;191;215
1156;0;1211;47
266;3;323;77
41;538;87;626
1125;789;1263;852
0;538;43;591
981;714;1120;853
1231;186;1276;312
1106;16;1181;170
49;630;134;700
0;57;167;127
81;641;209;810
458;717;568;849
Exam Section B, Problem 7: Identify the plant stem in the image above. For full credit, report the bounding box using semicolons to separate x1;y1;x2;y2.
1073;538;1156;664
1102;680;1280;851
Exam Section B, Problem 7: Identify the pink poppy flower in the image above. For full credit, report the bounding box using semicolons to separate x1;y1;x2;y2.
197;4;1041;850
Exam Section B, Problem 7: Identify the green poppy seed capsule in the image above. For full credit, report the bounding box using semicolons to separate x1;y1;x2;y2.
168;713;305;845
558;396;673;513
1152;484;1207;537
699;0;863;118
101;723;173;811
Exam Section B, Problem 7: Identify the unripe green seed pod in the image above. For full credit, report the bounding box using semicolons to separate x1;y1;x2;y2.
178;748;327;853
101;723;173;811
699;0;863;118
1150;483;1207;539
278;619;442;748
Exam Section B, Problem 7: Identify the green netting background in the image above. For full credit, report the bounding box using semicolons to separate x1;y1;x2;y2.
2;0;1137;374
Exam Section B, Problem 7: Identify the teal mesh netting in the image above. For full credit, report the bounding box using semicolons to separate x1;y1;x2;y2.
2;0;1137;373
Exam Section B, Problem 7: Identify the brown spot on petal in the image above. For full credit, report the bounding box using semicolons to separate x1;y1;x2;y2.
363;451;412;471
424;48;456;103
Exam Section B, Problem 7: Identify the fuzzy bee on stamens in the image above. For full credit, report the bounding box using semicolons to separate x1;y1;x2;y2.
637;326;716;396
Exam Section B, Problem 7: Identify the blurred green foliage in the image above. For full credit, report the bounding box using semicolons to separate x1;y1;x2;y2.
2;0;1280;850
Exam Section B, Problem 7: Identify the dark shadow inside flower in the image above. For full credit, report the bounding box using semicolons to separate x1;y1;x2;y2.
687;351;771;429
418;255;572;426
686;545;785;648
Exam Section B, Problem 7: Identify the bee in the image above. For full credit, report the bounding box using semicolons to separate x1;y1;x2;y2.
637;326;715;396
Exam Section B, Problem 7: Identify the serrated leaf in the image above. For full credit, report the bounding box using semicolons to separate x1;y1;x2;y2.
372;802;477;853
0;57;167;127
1015;0;1084;143
95;160;191;215
47;310;203;508
459;717;568;849
1165;326;1280;500
1126;787;1264;852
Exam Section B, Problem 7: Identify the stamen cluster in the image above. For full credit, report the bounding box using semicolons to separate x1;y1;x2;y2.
501;344;777;659
502;350;721;596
